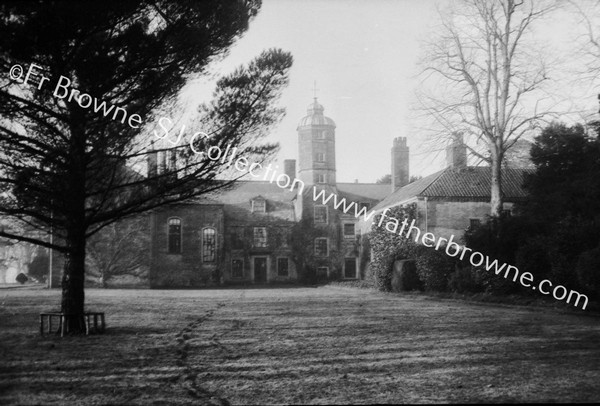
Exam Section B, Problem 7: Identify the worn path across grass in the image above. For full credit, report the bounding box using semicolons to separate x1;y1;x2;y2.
1;286;599;404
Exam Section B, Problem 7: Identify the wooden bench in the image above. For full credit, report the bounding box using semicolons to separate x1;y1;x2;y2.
40;312;105;337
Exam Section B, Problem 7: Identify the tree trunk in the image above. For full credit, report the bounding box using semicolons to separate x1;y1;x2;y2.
60;228;87;333
490;147;503;218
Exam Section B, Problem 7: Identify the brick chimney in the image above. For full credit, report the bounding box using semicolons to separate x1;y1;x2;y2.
446;132;467;169
147;144;157;178
391;137;409;192
284;159;296;182
157;150;166;174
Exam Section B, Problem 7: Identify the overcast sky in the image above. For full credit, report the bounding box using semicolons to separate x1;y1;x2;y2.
178;0;598;183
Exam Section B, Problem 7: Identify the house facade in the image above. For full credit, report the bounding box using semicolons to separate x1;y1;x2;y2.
0;99;532;288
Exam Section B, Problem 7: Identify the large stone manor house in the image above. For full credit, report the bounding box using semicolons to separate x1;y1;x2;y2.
0;97;531;287
149;98;392;287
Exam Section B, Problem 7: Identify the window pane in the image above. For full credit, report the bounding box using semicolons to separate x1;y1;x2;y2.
314;206;327;223
202;228;216;262
277;258;289;277
253;227;267;247
344;223;355;237
252;199;266;213
314;238;328;257
231;259;244;278
469;219;481;229
317;267;329;277
168;218;181;254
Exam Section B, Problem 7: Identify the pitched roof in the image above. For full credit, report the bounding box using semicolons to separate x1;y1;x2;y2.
208;181;296;205
373;166;533;211
337;182;391;202
201;180;296;221
374;170;445;210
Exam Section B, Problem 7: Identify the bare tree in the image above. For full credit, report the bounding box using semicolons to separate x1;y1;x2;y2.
0;1;293;333
417;0;557;217
568;0;600;112
86;219;149;288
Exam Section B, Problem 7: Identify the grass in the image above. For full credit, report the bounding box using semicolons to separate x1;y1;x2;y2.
1;286;600;404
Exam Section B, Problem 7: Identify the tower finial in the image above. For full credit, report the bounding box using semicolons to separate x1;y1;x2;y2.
311;80;319;100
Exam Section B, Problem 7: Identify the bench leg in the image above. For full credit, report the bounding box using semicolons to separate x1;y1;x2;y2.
40;315;44;336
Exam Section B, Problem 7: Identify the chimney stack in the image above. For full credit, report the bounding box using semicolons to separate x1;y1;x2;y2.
446;132;467;169
391;137;409;193
284;159;296;184
147;143;157;179
157;150;166;174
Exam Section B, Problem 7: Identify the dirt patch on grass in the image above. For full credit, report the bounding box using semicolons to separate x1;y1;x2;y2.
1;287;600;404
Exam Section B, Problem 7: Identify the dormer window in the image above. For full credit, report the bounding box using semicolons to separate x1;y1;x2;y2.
251;198;266;213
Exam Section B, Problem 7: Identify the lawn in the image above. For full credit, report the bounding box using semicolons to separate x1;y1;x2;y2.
1;286;599;404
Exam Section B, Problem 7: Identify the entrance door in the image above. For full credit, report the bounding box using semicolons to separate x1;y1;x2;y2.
344;258;357;279
254;257;267;283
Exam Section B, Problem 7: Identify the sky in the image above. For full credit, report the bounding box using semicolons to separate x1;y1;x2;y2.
177;0;598;183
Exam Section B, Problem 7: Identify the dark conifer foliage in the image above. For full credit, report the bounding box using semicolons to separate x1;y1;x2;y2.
0;1;293;331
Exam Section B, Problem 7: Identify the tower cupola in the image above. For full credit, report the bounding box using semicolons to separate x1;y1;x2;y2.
296;97;337;185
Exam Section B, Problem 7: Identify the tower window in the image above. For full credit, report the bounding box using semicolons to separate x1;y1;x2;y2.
314;238;329;257
343;223;356;239
315;152;325;162
316;130;326;139
316;174;326;183
168;217;182;254
253;227;268;248
202;227;216;262
314;206;328;224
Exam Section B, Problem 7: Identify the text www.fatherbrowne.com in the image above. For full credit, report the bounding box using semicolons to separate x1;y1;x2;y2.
170;135;589;311
311;188;589;310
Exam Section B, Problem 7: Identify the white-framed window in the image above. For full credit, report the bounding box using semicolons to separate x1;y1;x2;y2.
343;223;356;239
314;205;328;224
316;174;326;183
344;258;357;279
277;257;289;277
202;227;216;262
253;227;268;248
469;218;481;229
317;266;329;277
314;237;329;257
231;259;244;278
316;130;326;139
251;198;266;213
315;152;325;162
167;217;182;254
